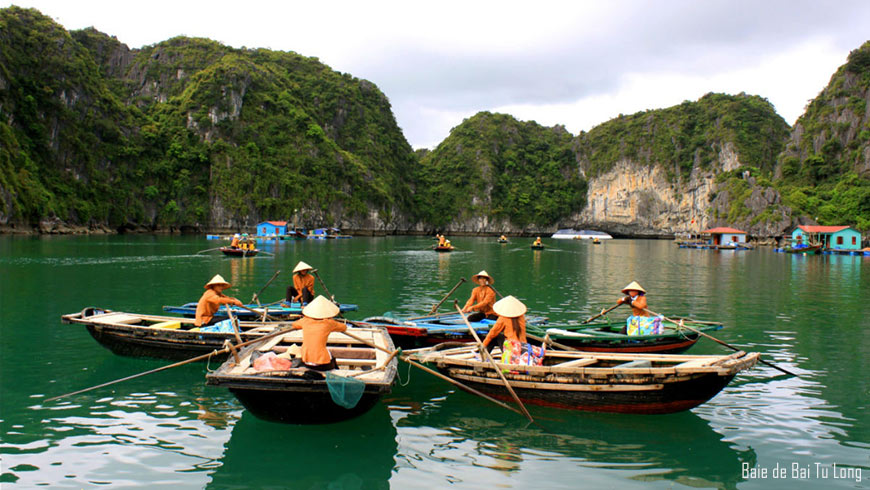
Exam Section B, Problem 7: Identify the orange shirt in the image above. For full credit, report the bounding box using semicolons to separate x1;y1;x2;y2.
194;289;240;326
230;237;240;248
621;294;649;316
482;315;527;348
293;273;315;297
464;286;496;316
291;317;348;365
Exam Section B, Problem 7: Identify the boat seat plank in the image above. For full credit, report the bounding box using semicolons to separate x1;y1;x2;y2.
554;358;597;368
93;313;143;325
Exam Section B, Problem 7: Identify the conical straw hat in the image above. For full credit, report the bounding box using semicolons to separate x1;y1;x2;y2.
621;281;646;294
293;261;313;273
471;270;494;284
204;274;231;289
302;295;340;319
493;295;527;318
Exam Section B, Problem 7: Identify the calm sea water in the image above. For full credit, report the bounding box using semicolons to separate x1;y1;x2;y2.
0;235;868;489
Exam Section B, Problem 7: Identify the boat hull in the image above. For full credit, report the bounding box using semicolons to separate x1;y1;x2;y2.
220;247;259;257
163;301;358;320
85;323;237;360
433;246;454;252
441;368;735;414
227;384;385;424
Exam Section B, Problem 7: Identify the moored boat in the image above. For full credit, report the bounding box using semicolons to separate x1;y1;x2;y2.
362;312;548;349
220;247;259;257
411;345;759;414
62;307;289;360
530;319;723;354
162;300;358;320
783;244;822;254
205;326;397;424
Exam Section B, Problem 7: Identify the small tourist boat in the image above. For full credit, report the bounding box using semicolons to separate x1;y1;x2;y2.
497;238;509;244
62;307;289;360
529;319;723;354
206;326;397;424
592;238;601;245
362;312;548;349
410;345;758;414
783;244;822;255
163;301;358;320
552;229;613;240
433;245;455;252
530;244;545;250
220;247;259;257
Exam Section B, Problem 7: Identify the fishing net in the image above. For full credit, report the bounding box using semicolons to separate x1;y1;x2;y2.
326;371;366;409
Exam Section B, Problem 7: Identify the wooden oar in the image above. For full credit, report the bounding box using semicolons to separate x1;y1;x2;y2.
235;303;285;322
195;246;223;254
429;277;467;314
312;270;337;303
338;326;523;417
225;305;243;345
251;270;281;304
454;303;534;423
580;303;622;324
643;308;798;377
45;326;295;402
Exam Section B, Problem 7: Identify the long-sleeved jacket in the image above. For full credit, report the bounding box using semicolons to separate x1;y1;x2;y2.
464;286;496;316
291;317;347;365
195;289;241;326
482;315;527;348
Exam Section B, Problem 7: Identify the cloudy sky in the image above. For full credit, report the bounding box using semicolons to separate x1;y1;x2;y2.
5;1;870;148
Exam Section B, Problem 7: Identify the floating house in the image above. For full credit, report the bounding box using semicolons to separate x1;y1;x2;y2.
700;227;748;246
256;221;288;237
792;225;862;251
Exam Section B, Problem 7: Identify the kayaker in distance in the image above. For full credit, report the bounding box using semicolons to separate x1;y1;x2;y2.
285;261;316;305
194;274;243;327
290;295;347;371
462;270;497;322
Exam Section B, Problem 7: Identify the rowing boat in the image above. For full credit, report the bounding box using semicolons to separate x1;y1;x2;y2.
61;307;290;360
783;244;822;254
162;301;358;320
206;326;397;424
529;319;723;354
433;245;455;252
362;312;548;349
410;345;758;414
220;247;259;257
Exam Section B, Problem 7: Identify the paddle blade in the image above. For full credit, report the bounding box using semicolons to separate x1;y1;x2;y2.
325;371;366;409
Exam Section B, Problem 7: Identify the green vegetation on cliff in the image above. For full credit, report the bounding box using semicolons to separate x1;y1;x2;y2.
0;7;416;230
415;112;586;228
576;93;790;182
775;41;870;230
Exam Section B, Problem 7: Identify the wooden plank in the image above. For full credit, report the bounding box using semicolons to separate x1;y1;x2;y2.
553;358;597;368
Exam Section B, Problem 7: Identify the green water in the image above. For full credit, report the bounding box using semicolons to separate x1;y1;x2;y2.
0;235;868;489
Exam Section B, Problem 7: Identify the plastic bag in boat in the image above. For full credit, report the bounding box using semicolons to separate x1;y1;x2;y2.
501;340;545;369
253;352;293;372
626;315;663;336
199;319;234;333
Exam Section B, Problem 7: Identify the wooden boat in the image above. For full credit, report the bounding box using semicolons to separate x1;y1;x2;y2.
62;307;289;360
280;229;308;240
206;326;397;424
592;238;601;245
411;345;759;414
783;244;822;255
530;244;545;250
528;319;723;354
362;313;548;350
220;247;259;257
497;239;509;244
162;300;358;320
433;245;455;252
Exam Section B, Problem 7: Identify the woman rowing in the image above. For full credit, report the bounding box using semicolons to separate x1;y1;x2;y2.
285;261;316;305
194;274;243;327
461;270;497;322
289;295;347;371
617;281;663;335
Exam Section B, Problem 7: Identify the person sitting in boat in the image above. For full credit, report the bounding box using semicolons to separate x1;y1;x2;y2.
230;233;241;249
290;295;347;371
481;295;528;353
617;281;663;336
532;237;542;246
245;236;256;251
285;261;316;305
499;235;507;241
437;234;447;247
194;274;244;327
462;270;497;322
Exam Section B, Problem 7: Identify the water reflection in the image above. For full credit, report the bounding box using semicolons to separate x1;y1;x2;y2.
387;378;754;489
207;405;397;489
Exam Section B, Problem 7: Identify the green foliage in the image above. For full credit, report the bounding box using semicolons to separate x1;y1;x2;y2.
415;113;586;227
576;93;789;181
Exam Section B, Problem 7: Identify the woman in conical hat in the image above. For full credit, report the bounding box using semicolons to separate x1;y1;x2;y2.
285;261;316;305
195;274;243;327
481;295;528;351
617;281;662;336
290;295;347;371
618;281;648;314
462;270;497;322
